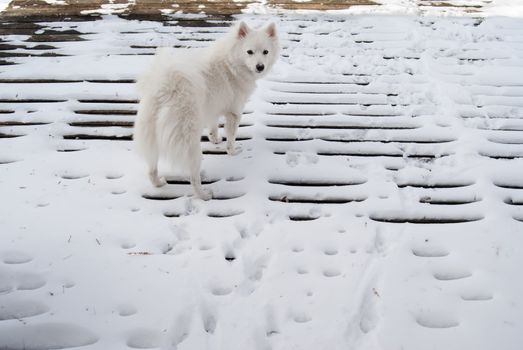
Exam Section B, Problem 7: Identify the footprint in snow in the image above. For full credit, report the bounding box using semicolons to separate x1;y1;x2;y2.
60;172;88;180
323;247;338;256
264;305;280;338
126;328;161;349
433;270;472;281
120;240;136;250
0;323;98;349
461;291;493;301
167;308;192;347
411;245;450;258
2;251;33;264
199;302;218;334
292;311;312;324
323;268;341;277
416;312;460;329
352;284;381;335
211;286;232;296
285;152;301;167
224;250;236;262
118;304;137;317
198;242;214;251
106;173;124;180
63;280;75;289
291;245;304;253
296;266;309;275
16;272;46;291
111;189;126;195
286;151;318;167
0;299;49;320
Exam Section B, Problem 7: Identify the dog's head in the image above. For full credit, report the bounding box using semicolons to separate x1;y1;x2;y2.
231;21;279;77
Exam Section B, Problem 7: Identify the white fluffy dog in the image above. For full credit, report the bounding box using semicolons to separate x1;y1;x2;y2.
134;21;279;200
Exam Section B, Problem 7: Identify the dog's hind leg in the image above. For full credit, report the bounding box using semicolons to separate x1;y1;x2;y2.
225;112;242;155
134;97;166;187
188;141;212;201
147;150;167;188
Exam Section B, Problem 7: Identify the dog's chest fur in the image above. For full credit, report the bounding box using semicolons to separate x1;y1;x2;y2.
202;58;256;119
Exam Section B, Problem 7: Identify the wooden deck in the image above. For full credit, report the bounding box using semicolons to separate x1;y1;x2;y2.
1;5;522;349
1;0;376;19
1;0;492;21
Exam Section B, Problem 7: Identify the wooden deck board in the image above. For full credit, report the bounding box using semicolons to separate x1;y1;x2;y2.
1;0;377;19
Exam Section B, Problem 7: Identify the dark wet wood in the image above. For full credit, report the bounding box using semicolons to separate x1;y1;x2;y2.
1;0;379;20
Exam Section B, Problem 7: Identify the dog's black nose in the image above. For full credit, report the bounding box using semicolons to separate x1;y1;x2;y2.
256;64;265;72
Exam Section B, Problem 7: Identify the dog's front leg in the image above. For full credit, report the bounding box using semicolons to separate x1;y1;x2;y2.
225;111;242;155
208;122;222;144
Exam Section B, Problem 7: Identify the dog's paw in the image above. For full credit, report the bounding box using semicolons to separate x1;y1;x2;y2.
209;132;222;144
196;188;213;201
226;145;242;156
151;176;167;188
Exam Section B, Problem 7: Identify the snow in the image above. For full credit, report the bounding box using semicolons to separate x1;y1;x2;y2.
1;4;523;350
483;0;523;17
81;1;136;16
42;0;67;5
0;0;11;12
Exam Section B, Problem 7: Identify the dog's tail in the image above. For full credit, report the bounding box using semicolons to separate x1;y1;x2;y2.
134;66;206;166
133;95;159;161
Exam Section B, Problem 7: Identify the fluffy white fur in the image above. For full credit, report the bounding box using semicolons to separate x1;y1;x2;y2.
134;21;279;200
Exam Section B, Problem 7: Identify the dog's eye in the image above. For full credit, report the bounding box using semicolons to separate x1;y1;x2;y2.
263;50;269;55
247;50;254;55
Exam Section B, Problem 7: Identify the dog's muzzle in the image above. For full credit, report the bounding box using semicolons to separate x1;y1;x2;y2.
256;64;265;73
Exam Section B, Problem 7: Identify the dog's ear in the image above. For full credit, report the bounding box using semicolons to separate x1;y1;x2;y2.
265;22;277;38
237;21;250;39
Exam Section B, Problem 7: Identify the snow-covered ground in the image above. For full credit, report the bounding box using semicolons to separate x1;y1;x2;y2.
0;0;10;12
1;5;523;350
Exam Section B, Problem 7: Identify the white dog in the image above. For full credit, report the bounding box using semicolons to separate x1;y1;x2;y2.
134;21;279;200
